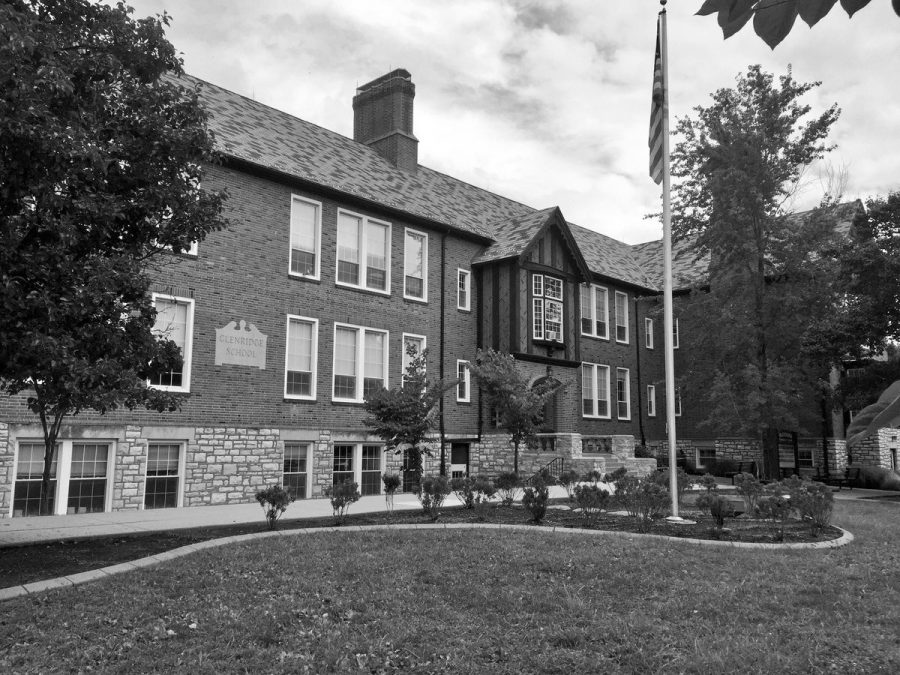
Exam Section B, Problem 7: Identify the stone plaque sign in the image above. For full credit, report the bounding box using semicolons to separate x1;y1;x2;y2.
215;320;267;369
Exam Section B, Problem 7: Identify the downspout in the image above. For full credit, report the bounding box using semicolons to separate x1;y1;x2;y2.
476;266;483;442
634;295;646;447
439;231;447;475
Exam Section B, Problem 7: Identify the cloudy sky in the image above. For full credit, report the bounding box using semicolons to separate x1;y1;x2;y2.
122;0;900;244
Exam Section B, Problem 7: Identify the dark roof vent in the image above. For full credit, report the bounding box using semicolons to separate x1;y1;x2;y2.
353;69;418;173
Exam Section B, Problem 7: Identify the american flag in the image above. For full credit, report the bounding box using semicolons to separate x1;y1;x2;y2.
649;15;665;185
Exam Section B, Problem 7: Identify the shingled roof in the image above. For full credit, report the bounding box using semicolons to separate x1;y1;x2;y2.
187;73;661;292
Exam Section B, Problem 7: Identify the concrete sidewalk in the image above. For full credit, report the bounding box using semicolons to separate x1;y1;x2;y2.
1;484;895;548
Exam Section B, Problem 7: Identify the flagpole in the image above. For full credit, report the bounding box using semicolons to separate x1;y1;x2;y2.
657;2;680;520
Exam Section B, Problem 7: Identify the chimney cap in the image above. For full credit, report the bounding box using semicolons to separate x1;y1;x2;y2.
356;68;413;95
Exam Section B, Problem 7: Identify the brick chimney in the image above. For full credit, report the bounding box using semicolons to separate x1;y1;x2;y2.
353;69;418;173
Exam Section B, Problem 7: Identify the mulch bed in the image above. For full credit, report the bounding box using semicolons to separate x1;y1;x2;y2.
0;499;843;589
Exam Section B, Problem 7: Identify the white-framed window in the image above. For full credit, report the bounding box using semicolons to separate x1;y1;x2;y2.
675;386;683;417
404;228;428;301
581;363;610;419
333;323;388;402
533;273;563;342
336;210;390;293
580;283;609;339
645;317;654;349
285;315;318;400
457;268;471;311
185;241;199;256
616;367;631;420
401;333;426;383
13;440;114;517
614;291;629;343
150;294;194;393
696;444;716;470
289;195;321;279
284;442;310;500
647;384;656;417
333;443;383;496
673;318;680;349
456;360;471;402
145;442;184;509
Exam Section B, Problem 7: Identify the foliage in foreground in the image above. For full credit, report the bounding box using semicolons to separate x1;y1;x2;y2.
323;480;360;525
0;0;228;514
418;475;451;522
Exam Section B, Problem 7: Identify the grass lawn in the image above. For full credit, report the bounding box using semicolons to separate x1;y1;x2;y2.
2;500;899;673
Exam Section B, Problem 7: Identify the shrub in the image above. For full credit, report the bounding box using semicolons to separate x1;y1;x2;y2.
785;476;834;536
604;467;628;486
522;481;550;523
755;482;792;542
854;465;900;491
557;469;580;500
695;492;735;536
450;476;477;509
573;483;609;527
496;471;522;506
419;475;451;521
734;472;763;515
382;473;401;515
650;467;690;506
615;475;669;529
323;480;360;525
634;444;653;459
584;469;604;485
697;473;718;493
472;475;497;521
255;484;293;530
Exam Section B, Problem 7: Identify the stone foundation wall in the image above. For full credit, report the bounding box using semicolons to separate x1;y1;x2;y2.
851;429;898;469
111;425;147;511
0;422;10;516
186;427;281;506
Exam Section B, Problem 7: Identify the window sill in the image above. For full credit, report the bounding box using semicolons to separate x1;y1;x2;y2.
580;333;610;341
288;272;321;283
335;282;391;297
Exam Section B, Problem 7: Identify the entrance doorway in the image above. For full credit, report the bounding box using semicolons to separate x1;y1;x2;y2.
450;443;470;478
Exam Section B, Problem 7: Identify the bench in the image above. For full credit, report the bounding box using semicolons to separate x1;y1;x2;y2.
725;461;758;484
816;466;861;491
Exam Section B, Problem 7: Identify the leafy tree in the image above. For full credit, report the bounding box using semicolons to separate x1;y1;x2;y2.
0;0;228;514
363;345;455;488
697;0;899;49
670;65;840;479
470;348;560;473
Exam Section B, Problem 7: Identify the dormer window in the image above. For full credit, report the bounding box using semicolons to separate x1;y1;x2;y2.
532;274;563;342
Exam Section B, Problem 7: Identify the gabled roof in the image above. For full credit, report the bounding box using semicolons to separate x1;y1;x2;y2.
185;73;661;293
631;200;864;290
189;75;533;240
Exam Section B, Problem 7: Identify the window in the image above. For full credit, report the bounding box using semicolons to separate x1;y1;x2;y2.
696;445;716;470
13;442;56;517
457;269;471;311
647;384;656;417
145;443;182;509
673;318;680;349
580;284;609;339
675;387;682;416
285;316;318;399
333;324;388;402
457;360;471;402
150;294;194;392
614;291;629;343
185;241;199;257
797;443;814;468
581;363;610;418
404;229;428;300
336;211;390;292
616;368;631;420
13;440;112;517
284;443;309;499
333;443;382;496
533;274;563;342
401;333;426;382
289;196;321;278
645;318;654;349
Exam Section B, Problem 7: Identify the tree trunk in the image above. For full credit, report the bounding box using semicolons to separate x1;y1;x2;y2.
761;426;781;480
38;403;66;516
513;440;519;474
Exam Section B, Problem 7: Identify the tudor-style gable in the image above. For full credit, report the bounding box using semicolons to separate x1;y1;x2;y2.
474;207;590;364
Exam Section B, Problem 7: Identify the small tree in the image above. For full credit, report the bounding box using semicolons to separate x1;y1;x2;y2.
255;485;293;531
0;0;228;515
382;473;401;515
470;349;560;473
364;345;455;491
